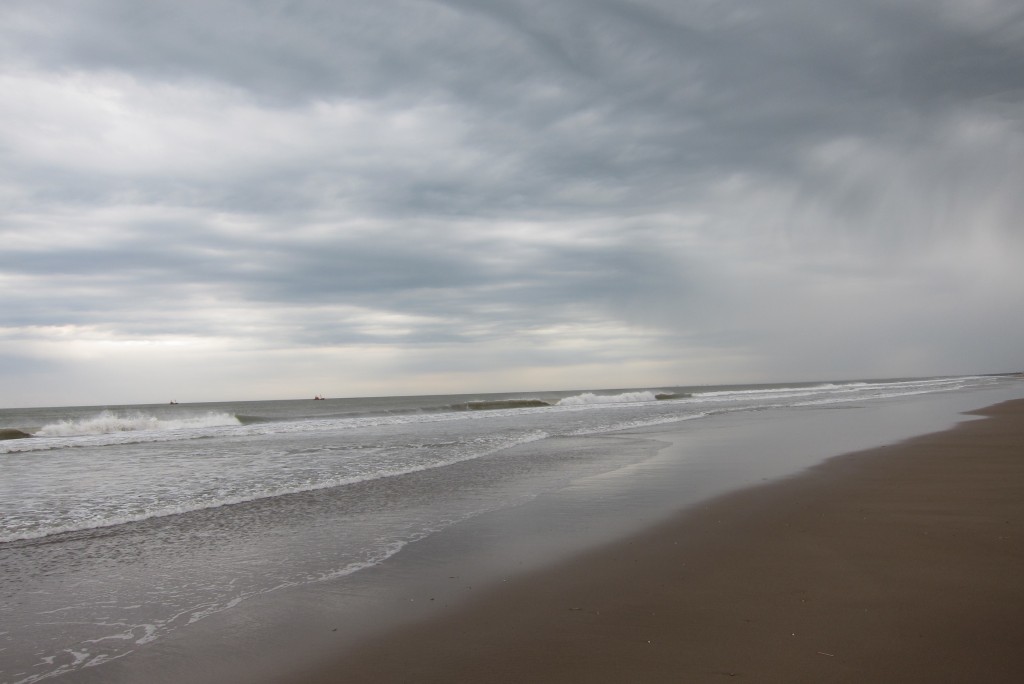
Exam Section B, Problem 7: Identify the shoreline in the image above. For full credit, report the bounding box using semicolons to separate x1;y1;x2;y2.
282;398;1024;683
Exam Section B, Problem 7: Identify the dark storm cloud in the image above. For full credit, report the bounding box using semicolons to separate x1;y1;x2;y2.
2;0;1023;404
5;0;1022;215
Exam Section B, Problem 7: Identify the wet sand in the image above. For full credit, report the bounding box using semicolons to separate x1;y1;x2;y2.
284;399;1024;683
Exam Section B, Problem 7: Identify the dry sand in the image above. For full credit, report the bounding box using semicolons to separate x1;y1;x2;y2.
283;399;1024;683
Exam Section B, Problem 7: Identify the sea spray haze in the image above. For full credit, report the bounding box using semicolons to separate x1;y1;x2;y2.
1;375;1020;683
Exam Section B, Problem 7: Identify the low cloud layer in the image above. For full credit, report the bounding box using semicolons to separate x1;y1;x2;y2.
2;0;1023;406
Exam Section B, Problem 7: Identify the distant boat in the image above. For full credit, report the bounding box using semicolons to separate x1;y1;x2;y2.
314;394;325;400
169;400;179;405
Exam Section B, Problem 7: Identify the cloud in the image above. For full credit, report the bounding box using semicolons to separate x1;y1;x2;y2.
1;0;1023;405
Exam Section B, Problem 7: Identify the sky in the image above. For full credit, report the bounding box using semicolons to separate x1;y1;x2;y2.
1;0;1023;407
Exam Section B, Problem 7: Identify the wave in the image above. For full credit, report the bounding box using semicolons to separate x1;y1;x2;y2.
556;391;665;406
234;414;278;425
457;399;552;411
34;411;241;437
693;383;842;399
0;428;33;440
689;377;969;401
1;429;551;545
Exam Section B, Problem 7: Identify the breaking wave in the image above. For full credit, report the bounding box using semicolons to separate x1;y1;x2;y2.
457;399;552;411
34;411;241;437
557;391;665;406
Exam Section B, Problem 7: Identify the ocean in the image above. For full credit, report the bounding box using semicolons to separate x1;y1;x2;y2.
1;374;1021;683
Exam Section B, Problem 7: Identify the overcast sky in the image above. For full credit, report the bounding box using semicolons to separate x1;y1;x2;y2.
2;0;1023;407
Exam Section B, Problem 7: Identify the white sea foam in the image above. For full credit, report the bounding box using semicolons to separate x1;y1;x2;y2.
693;384;838;399
556;391;660;406
34;411;240;437
2;406;539;454
0;429;551;544
690;377;973;402
565;411;709;436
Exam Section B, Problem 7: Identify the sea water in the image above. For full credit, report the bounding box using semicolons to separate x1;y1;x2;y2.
0;375;1020;683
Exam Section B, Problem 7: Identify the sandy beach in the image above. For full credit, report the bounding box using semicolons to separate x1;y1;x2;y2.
282;398;1024;683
